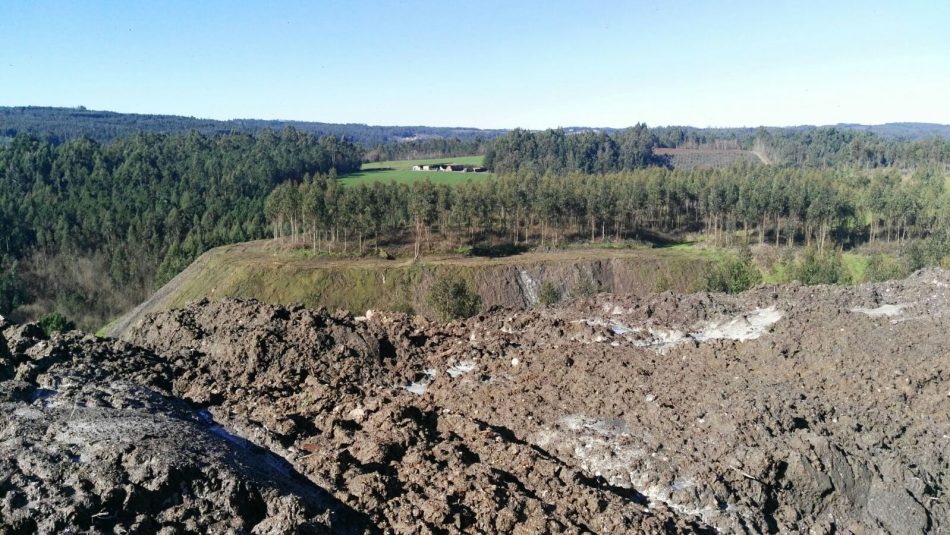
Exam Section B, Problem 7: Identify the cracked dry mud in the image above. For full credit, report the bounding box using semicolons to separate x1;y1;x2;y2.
2;268;948;533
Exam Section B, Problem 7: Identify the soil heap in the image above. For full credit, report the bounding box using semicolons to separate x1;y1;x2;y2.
2;269;948;533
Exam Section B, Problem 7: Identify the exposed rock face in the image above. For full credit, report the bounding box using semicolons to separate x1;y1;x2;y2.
2;269;949;533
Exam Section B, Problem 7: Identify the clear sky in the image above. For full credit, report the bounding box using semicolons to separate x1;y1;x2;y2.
1;0;948;129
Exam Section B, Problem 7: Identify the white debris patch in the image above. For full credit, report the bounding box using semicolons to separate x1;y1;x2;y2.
534;415;731;527
850;303;908;317
611;324;633;335
446;361;477;378
584;306;783;351
632;328;688;350
355;309;378;322
518;270;540;306
403;368;437;395
691;306;784;342
560;414;631;435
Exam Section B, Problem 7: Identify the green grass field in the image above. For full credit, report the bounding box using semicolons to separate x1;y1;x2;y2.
340;155;492;186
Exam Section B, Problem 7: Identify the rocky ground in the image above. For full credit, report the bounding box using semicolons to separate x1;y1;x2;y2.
2;269;948;533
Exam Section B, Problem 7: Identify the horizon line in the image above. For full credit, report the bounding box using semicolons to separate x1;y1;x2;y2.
3;104;950;132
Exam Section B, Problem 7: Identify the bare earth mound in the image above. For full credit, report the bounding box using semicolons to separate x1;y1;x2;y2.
2;269;948;533
0;320;373;533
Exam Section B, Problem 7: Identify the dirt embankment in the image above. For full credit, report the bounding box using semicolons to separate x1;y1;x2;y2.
3;269;948;533
104;241;714;339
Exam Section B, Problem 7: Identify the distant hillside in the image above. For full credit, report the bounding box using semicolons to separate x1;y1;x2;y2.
0;106;507;146
570;123;950;146
4;106;947;149
832;122;950;141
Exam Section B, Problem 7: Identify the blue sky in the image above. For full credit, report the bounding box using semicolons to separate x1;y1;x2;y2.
1;0;948;128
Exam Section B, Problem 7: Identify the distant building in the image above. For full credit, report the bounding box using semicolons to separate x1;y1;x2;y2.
410;162;488;173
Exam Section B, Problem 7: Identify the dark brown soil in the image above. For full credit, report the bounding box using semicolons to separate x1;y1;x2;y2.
0;320;371;534
2;269;948;533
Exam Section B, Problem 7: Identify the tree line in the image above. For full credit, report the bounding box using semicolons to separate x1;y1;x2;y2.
363;137;491;163
0;106;507;146
753;127;950;169
264;163;950;261
484;125;666;175
484;126;950;175
7;107;949;172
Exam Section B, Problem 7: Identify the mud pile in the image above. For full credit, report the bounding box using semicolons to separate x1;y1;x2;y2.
2;269;948;533
123;300;692;533
0;318;375;533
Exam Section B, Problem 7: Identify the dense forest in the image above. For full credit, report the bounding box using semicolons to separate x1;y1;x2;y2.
264;164;949;261
650;123;950;147
0;128;361;326
2;115;949;329
484;126;950;174
5;107;950;169
484;125;665;175
363;138;492;163
0;106;506;146
753;128;950;169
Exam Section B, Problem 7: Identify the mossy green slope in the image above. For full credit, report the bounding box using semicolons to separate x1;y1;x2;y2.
105;240;719;338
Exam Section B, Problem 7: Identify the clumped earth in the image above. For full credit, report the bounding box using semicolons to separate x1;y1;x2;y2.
2;269;948;533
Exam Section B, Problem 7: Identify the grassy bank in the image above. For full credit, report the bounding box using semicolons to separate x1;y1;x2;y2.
104;240;722;337
103;237;928;338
